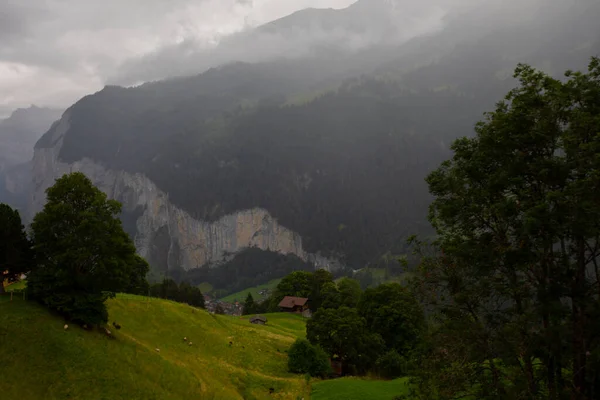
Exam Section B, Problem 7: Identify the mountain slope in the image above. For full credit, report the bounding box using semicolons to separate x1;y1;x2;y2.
30;0;600;283
0;106;62;213
0;295;308;400
0;106;62;172
111;0;444;85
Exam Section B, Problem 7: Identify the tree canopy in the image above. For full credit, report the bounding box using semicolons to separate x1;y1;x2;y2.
149;278;205;308
242;292;256;315
337;277;362;308
307;306;385;375
0;203;32;294
358;283;425;356
287;339;332;377
27;172;148;325
413;57;600;399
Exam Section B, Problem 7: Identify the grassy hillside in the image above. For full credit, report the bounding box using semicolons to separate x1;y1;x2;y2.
220;279;281;303
311;377;411;400
0;294;309;400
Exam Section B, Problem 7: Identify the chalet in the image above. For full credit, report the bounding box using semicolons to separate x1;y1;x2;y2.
278;296;309;313
249;315;268;325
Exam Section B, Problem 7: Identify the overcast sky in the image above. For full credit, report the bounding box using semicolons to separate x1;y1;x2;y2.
0;0;362;116
0;0;488;117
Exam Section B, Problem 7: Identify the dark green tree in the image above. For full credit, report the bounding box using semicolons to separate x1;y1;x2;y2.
413;58;600;399
358;283;425;355
148;279;205;308
309;269;334;311
27;172;144;326
0;204;32;294
319;281;342;309
307;306;384;374
125;255;150;295
243;292;256;315
375;349;409;379
162;279;180;300
337;277;362;308
288;338;332;377
187;285;205;308
271;271;313;306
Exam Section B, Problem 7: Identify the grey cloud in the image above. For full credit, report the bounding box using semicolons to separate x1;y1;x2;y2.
0;2;51;42
0;0;537;113
109;0;455;85
0;0;361;112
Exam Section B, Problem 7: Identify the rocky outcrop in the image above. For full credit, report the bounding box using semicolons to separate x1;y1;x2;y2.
31;112;338;272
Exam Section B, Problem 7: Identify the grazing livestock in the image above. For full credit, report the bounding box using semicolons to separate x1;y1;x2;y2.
112;322;121;330
188;342;193;346
64;324;68;330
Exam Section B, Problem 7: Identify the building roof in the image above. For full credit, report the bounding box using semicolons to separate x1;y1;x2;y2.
278;296;309;308
250;315;268;322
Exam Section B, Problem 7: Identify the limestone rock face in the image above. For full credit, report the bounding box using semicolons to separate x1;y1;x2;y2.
31;112;337;272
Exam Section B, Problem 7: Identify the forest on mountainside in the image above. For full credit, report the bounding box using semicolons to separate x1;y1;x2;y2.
35;0;600;271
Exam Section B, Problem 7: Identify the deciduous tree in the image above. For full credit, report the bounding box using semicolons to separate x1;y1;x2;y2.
0;204;32;294
358;283;425;356
307;306;384;374
337;277;362;308
288;339;332;377
28;173;146;326
413;58;600;399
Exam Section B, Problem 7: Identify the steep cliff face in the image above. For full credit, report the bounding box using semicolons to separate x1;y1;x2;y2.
31;112;337;273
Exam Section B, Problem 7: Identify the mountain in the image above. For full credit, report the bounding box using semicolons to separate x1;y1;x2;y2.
111;0;444;85
0;106;62;213
0;106;62;171
30;0;600;293
257;0;441;45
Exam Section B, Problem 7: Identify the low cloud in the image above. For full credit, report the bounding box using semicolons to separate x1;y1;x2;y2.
0;0;361;111
0;0;506;112
109;1;452;85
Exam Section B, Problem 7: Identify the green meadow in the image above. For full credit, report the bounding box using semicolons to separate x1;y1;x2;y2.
311;377;411;400
0;293;309;400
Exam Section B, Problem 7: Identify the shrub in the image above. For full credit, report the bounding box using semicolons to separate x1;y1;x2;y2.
288;339;332;377
376;349;409;379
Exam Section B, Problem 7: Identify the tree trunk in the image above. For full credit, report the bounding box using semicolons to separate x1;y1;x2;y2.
556;360;566;399
571;239;587;399
489;358;506;397
524;356;536;397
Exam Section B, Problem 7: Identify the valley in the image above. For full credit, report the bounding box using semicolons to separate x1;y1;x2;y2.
1;0;600;398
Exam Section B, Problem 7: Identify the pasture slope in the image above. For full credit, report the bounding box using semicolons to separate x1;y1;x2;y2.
0;293;309;400
311;377;411;400
220;279;282;303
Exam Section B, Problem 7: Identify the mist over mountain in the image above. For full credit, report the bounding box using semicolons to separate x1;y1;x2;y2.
109;0;459;85
0;106;62;212
29;0;600;292
0;106;62;169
